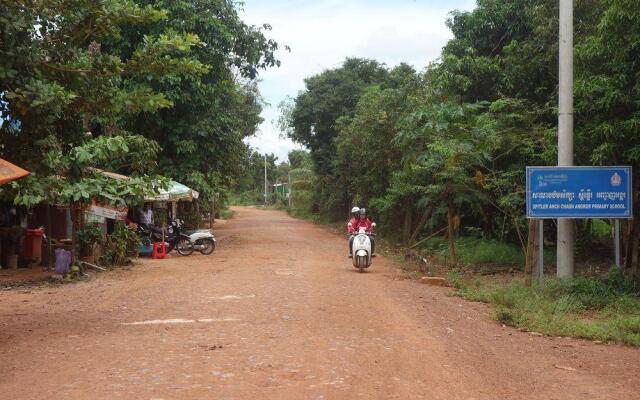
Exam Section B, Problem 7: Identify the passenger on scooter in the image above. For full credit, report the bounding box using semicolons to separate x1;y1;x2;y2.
347;206;360;257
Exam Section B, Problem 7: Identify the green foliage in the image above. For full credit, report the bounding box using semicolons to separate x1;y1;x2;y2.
0;0;202;207
280;0;639;264
9;135;167;207
283;58;390;220
228;189;263;206
117;0;280;201
425;237;524;266
76;223;105;256
1;0;279;211
219;209;235;220
451;269;640;345
100;222;141;267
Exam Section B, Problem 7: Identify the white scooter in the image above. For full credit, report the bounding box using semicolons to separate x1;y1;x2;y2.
348;222;376;273
184;228;217;255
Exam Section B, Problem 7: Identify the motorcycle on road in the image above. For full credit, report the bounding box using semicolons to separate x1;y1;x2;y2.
349;223;376;273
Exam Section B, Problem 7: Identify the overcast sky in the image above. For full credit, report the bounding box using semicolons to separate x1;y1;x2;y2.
240;0;477;162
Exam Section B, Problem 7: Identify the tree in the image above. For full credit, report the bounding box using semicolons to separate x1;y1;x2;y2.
335;64;421;240
288;150;313;170
575;0;640;271
284;58;388;219
0;0;206;190
0;0;209;258
115;0;280;201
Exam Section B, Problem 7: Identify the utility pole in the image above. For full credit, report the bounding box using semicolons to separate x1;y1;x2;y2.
557;0;574;278
288;171;292;208
264;154;268;205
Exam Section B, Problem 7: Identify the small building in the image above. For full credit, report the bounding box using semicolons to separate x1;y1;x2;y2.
273;183;289;198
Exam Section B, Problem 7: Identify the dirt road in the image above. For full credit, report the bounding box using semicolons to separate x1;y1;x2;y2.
1;207;638;399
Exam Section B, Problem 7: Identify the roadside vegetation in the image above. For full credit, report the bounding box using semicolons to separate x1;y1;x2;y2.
448;268;640;346
228;0;640;344
271;0;640;272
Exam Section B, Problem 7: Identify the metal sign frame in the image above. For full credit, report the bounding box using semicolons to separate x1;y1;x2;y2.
526;166;633;219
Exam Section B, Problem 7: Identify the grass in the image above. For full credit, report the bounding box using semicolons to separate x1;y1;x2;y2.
218;209;235;219
592;219;612;238
228;190;262;206
447;268;640;346
421;236;554;267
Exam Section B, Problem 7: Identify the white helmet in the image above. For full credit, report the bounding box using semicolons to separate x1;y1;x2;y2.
351;206;360;214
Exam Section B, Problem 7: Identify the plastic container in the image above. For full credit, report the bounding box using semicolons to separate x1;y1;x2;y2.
21;228;44;261
139;244;153;257
54;248;72;275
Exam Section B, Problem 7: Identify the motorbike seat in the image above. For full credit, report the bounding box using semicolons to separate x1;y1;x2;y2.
184;229;210;235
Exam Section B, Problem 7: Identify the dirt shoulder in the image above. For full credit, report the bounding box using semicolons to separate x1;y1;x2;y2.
0;206;638;399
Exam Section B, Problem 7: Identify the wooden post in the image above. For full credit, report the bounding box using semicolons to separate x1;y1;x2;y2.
538;220;544;287
402;206;412;245
524;219;538;287
46;204;52;270
70;202;78;263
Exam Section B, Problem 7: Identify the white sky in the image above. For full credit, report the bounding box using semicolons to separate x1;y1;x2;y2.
240;0;477;162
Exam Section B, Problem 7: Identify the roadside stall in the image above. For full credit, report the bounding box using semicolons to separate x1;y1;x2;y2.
144;180;200;224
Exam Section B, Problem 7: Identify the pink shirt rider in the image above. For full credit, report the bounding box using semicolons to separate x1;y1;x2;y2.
353;217;374;234
347;217;359;234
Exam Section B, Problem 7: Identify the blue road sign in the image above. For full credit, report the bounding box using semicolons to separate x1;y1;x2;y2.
526;166;632;219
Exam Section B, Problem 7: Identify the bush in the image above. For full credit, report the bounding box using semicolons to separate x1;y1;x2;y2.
219;209;235;219
100;221;140;267
229;190;263;205
424;236;524;265
423;236;557;267
76;222;104;256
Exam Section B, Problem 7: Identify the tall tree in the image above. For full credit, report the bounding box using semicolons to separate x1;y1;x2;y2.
285;58;388;219
115;0;280;201
0;0;205;202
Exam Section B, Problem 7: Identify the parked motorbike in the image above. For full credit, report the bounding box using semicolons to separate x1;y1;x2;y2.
184;228;216;255
349;223;376;273
137;219;194;256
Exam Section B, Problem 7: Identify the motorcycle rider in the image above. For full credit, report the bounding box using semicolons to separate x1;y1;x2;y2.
347;206;360;257
356;208;375;256
348;207;376;257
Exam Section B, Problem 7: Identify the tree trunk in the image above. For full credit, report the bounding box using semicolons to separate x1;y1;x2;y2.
524;219;538;287
402;206;412;244
209;197;214;228
408;206;432;245
624;182;640;272
70;202;78;263
512;215;527;256
447;202;457;265
631;225;640;274
484;206;493;239
624;219;639;272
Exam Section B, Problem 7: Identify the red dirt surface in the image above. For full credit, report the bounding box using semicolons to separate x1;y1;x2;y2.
0;207;638;399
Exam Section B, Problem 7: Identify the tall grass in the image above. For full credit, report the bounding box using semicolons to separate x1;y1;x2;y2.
447;268;640;346
422;236;554;267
